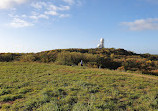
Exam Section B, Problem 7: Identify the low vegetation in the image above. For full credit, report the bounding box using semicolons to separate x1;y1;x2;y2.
0;48;158;76
0;62;158;111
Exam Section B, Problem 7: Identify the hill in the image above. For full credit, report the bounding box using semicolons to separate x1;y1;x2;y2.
0;62;158;110
0;48;158;75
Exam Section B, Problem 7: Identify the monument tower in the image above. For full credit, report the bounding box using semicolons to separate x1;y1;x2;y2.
97;38;104;49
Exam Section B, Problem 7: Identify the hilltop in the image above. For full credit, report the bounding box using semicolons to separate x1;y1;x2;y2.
0;48;158;76
38;48;137;56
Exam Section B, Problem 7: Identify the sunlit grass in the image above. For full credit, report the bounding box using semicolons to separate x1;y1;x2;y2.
0;62;158;111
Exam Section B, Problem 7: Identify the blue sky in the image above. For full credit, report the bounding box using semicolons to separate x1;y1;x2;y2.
0;0;158;54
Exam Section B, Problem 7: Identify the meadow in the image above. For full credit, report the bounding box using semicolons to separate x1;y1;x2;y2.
0;62;158;111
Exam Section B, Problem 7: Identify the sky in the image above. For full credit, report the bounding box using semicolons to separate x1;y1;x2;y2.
0;0;158;54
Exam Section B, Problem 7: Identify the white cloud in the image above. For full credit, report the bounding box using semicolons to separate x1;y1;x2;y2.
38;14;49;19
45;11;58;16
62;0;83;6
44;5;70;16
30;13;49;20
121;18;158;31
58;5;70;10
30;3;70;19
0;0;27;9
48;5;70;11
10;18;33;28
59;14;70;18
31;2;46;9
5;0;82;28
21;14;27;18
62;0;75;5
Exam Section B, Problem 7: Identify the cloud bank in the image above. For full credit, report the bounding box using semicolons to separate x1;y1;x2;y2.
9;18;33;28
121;18;158;31
0;0;27;9
62;0;75;5
1;0;82;28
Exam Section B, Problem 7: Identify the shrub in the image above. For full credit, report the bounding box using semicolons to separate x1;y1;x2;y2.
0;53;20;62
20;54;36;62
55;51;75;65
55;51;120;69
117;66;125;71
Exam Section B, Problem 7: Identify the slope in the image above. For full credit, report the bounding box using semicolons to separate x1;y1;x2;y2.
0;62;158;111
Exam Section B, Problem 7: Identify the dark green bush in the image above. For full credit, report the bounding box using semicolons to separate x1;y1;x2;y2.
0;53;21;62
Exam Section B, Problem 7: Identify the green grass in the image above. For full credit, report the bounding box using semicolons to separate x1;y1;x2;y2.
0;62;158;111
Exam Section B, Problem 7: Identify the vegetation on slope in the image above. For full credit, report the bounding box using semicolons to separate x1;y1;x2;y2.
0;62;158;111
0;48;158;75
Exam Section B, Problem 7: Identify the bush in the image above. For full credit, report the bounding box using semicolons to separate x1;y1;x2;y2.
55;51;76;65
0;53;20;62
55;51;120;69
20;54;36;62
97;56;120;69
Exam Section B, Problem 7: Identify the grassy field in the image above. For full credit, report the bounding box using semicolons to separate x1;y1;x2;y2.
0;62;158;111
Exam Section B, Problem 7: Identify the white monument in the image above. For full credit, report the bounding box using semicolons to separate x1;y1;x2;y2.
97;38;104;48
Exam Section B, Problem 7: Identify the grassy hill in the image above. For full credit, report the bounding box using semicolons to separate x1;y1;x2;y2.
1;48;158;76
0;62;158;111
